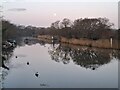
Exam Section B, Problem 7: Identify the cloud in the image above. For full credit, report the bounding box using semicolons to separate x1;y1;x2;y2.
8;8;26;11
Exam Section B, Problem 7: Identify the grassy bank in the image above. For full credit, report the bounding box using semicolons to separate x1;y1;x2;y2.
38;35;120;49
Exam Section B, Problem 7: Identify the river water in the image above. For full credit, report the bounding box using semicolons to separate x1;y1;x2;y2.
1;38;119;88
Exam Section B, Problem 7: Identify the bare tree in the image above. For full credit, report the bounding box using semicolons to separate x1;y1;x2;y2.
60;18;73;28
73;18;114;39
51;20;60;29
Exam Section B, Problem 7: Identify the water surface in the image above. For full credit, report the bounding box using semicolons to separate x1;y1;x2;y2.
1;38;119;88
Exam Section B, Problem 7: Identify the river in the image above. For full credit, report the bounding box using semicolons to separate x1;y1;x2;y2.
1;38;119;88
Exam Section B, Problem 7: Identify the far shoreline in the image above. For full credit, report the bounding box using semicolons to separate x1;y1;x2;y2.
38;35;120;50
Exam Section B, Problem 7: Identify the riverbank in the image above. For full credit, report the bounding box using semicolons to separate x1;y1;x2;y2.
38;35;120;49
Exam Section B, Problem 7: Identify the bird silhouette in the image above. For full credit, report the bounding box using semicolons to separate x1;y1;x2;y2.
27;62;29;65
35;72;39;77
15;56;18;58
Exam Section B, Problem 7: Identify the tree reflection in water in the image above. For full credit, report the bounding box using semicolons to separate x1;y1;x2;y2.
48;44;71;64
2;38;46;70
1;38;120;87
1;48;14;87
48;43;119;70
2;38;120;71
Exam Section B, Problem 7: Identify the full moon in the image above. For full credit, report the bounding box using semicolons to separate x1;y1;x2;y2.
53;13;57;17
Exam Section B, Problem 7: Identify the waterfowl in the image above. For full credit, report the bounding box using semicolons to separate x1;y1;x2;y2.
27;62;29;65
35;72;39;77
15;56;18;58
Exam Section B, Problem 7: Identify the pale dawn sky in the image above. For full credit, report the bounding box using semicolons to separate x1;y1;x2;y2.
2;0;119;28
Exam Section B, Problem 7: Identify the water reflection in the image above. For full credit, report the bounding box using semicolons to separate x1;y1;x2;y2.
2;47;14;70
1;37;119;88
48;43;119;70
1;38;43;69
19;38;120;70
2;37;120;70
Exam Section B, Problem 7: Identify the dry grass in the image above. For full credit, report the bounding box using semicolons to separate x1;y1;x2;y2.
60;37;119;49
38;35;120;49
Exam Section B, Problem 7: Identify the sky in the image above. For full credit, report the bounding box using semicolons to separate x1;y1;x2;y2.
1;0;119;28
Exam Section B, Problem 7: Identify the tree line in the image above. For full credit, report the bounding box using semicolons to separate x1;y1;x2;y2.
2;20;42;41
47;18;118;40
2;17;119;41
